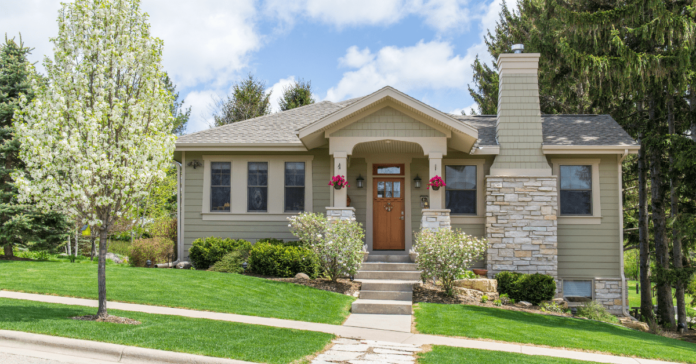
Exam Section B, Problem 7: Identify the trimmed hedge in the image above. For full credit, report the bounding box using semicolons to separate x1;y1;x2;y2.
188;237;252;269
248;242;320;278
257;238;304;247
210;250;247;274
495;271;556;305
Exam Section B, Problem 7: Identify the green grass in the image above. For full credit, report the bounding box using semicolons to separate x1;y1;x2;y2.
0;260;354;325
418;346;603;364
626;280;695;309
414;303;696;363
0;297;331;364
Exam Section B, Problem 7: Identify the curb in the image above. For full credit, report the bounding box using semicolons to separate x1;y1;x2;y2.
0;330;256;364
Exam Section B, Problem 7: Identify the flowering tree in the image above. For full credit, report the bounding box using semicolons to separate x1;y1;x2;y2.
12;0;175;318
413;228;488;296
288;212;365;281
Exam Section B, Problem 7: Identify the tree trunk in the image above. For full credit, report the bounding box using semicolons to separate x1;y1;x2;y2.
97;228;108;318
67;235;71;256
90;234;96;261
669;98;686;329
3;244;13;257
650;145;675;328
691;84;696;143
74;228;79;257
638;136;653;323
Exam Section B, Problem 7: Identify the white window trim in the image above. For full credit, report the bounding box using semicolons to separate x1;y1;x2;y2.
551;158;601;225
442;159;486;224
201;155;313;221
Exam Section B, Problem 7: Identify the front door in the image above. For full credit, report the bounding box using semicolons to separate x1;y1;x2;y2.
373;178;405;250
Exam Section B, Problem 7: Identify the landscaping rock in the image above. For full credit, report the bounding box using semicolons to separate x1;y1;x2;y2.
552;298;569;309
517;301;533;308
105;253;123;264
176;261;192;269
453;278;497;293
619;317;649;332
454;286;498;301
295;273;310;280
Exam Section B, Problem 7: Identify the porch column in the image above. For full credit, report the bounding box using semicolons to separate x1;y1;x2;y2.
420;152;450;231
333;152;348;208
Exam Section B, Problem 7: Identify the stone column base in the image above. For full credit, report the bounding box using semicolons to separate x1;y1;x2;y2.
594;278;626;315
326;207;356;222
420;209;451;231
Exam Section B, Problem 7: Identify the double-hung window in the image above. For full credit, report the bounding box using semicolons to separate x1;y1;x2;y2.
210;162;231;212
559;165;592;215
284;162;305;212
445;165;477;214
248;162;268;212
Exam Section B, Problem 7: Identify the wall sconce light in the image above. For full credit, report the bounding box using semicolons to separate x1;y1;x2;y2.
413;174;422;189
356;174;364;188
420;195;429;209
187;160;202;169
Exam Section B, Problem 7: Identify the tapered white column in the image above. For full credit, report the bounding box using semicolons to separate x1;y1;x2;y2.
428;153;443;209
333;152;348;208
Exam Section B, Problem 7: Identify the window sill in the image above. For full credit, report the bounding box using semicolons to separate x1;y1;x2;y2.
558;216;602;225
201;212;301;221
450;216;485;224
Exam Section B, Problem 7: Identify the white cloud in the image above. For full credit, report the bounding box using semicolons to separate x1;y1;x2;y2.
326;40;476;101
451;102;479;115
264;0;473;33
266;76;297;113
183;89;222;133
339;46;375;68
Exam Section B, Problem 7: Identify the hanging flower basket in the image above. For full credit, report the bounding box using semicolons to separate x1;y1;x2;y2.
329;175;350;190
427;175;446;190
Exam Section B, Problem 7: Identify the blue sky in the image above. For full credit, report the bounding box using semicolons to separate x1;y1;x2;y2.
1;0;505;133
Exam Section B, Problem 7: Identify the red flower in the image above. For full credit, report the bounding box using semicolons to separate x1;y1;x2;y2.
427;175;446;189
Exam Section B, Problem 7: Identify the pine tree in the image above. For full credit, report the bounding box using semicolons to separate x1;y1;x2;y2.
0;36;69;258
211;74;271;126
279;79;314;112
161;72;190;135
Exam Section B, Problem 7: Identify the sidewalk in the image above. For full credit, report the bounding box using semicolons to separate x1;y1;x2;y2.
0;290;680;364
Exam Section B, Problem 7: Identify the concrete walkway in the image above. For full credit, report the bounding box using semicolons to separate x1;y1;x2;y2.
0;291;680;364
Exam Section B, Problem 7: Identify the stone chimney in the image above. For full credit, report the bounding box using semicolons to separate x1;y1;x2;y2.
485;47;558;281
489;50;551;176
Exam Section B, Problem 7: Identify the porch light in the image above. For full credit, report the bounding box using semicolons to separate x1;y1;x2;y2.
413;174;422;189
356;174;364;188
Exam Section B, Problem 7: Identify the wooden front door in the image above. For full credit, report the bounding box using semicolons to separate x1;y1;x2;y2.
373;178;405;250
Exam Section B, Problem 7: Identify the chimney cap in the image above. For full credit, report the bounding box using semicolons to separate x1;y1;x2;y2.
512;44;524;53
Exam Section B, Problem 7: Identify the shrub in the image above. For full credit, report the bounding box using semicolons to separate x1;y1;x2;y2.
248;242;320;278
35;251;50;261
539;301;565;313
128;237;174;267
459;270;477;279
210;250;247;274
257;238;303;247
413;228;488;296
480;295;489;303
188;237;251;269
493;299;502;306
576;301;619;323
288;212;365;281
495;271;555;305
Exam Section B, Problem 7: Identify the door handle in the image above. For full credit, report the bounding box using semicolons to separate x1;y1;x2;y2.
400;211;404;220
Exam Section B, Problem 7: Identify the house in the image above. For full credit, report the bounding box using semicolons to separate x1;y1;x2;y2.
173;51;638;314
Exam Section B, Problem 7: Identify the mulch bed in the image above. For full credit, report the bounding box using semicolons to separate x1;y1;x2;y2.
270;277;361;297
0;255;33;261
72;315;141;325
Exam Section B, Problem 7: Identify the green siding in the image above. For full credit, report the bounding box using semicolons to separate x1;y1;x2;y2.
330;107;445;138
346;158;368;229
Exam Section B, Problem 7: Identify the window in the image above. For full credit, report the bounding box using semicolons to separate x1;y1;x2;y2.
560;165;592;215
210;162;231;212
284;162;305;212
445;165;476;214
248;162;268;212
563;280;592;302
373;164;404;175
376;180;401;198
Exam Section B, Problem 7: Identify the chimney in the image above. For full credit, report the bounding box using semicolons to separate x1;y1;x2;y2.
489;46;551;176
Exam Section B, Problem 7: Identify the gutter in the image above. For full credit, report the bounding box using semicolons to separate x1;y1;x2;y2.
618;149;630;316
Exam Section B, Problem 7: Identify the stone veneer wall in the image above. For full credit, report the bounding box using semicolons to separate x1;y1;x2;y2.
420;209;451;231
485;176;558;278
594;279;626;315
326;207;356;222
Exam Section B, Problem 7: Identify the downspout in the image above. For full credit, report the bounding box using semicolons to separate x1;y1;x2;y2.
156;160;183;268
619;149;629;316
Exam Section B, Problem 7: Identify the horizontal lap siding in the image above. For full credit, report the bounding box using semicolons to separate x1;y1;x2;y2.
554;154;620;278
182;150;331;258
347;158;368;229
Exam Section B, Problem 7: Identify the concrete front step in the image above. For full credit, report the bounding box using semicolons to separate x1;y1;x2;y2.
354;270;422;280
351;299;412;315
356;279;419;292
360;262;418;271
366;254;412;263
359;290;413;301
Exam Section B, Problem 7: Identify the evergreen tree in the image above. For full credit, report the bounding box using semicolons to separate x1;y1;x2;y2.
0;36;69;257
279;79;314;112
211;74;271;126
161;72;190;135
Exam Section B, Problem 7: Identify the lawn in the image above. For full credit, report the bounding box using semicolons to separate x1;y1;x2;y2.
414;303;696;363
0;298;332;364
0;260;354;325
417;346;603;364
627;280;695;309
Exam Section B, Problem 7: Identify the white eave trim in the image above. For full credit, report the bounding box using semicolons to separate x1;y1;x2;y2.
542;145;639;154
297;86;478;140
471;146;500;155
175;143;307;152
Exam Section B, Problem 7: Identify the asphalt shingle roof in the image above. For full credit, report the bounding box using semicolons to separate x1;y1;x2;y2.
177;99;637;147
